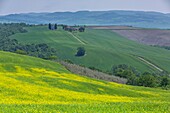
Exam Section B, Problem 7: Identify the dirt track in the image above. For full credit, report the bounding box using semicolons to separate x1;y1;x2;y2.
138;57;163;72
67;32;86;45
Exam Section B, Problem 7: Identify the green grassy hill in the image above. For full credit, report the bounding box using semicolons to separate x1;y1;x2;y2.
10;26;170;73
0;51;170;112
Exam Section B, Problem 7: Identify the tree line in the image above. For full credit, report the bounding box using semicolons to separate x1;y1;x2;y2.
112;64;170;89
62;25;85;32
48;23;86;32
0;23;58;60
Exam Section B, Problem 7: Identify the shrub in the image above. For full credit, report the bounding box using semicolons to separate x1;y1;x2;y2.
76;47;86;57
64;59;73;64
15;49;27;55
160;77;170;87
48;56;57;60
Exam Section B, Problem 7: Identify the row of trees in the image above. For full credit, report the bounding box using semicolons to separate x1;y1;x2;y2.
153;45;170;51
112;64;170;88
0;23;58;60
48;24;86;32
63;25;85;32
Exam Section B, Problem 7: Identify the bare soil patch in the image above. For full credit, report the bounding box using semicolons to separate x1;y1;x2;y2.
89;26;170;46
88;26;140;30
112;29;170;46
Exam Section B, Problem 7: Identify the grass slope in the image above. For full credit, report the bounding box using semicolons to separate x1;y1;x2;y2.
0;51;170;112
10;26;170;73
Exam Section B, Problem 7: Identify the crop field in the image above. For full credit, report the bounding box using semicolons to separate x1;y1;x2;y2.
112;29;170;46
0;51;170;112
87;25;141;30
10;26;170;73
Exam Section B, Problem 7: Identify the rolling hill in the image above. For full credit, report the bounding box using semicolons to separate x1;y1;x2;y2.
0;51;170;112
9;26;170;73
1;10;170;29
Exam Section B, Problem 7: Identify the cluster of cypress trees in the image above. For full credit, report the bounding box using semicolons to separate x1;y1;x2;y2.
48;23;57;30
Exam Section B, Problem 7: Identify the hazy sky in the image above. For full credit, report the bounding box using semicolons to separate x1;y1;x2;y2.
0;0;170;15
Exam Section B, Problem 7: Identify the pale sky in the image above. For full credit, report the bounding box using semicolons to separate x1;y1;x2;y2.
0;0;170;15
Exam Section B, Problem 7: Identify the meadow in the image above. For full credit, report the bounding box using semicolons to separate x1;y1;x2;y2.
10;26;170;73
0;51;170;112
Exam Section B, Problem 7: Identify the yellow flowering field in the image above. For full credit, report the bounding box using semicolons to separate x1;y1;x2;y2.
0;51;170;112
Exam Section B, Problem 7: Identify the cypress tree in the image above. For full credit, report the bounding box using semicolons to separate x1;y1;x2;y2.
54;24;57;30
48;23;51;30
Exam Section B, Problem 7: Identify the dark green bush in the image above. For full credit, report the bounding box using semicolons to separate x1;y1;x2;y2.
76;47;86;57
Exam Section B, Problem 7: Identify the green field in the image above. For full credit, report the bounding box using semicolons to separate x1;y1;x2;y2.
10;26;170;73
0;51;170;112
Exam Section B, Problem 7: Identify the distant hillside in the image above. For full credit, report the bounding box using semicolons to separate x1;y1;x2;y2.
0;10;170;28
